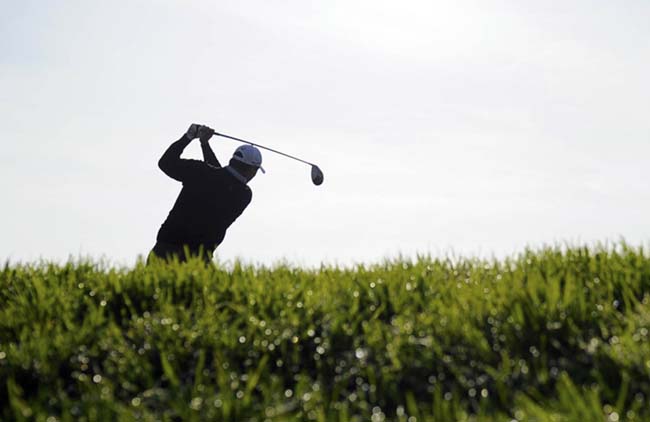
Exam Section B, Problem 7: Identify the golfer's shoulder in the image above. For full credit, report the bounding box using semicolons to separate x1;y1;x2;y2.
241;184;252;203
208;165;231;180
227;181;251;207
217;169;251;201
186;159;215;174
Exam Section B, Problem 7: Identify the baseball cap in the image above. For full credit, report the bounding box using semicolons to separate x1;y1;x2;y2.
232;145;265;173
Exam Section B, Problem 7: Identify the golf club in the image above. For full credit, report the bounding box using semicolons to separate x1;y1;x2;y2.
213;131;324;186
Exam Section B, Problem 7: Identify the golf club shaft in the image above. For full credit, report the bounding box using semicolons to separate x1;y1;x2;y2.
214;131;314;167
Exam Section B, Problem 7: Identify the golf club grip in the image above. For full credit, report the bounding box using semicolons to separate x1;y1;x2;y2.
214;132;314;167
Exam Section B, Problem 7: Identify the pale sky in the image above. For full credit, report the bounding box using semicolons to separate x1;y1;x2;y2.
2;0;649;266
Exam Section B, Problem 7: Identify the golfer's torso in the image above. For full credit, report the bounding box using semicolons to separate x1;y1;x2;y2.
158;168;250;247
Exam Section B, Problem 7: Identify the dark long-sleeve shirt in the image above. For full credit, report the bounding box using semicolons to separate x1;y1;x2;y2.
156;135;252;252
201;141;221;167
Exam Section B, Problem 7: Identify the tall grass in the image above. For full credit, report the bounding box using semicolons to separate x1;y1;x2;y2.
1;244;649;421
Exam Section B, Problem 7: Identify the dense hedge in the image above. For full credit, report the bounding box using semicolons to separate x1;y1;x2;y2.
1;245;649;421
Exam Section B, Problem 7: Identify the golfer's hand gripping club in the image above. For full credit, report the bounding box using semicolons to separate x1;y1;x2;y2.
184;123;200;140
198;126;215;145
185;123;214;143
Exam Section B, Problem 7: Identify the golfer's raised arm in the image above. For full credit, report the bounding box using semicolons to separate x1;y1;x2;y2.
158;124;204;182
201;141;221;167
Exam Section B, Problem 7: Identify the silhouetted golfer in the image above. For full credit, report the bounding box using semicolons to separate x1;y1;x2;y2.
148;124;264;264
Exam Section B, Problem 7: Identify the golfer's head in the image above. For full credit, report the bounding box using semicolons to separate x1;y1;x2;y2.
230;145;265;182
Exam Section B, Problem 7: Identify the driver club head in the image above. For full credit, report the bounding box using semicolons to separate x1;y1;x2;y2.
311;165;324;186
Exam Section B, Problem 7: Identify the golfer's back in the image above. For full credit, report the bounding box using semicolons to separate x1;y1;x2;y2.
157;164;252;252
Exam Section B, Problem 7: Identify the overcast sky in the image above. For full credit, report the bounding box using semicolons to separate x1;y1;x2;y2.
2;0;649;266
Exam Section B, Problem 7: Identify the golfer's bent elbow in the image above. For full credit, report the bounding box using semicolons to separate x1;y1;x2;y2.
158;136;192;178
158;154;174;177
158;155;170;173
